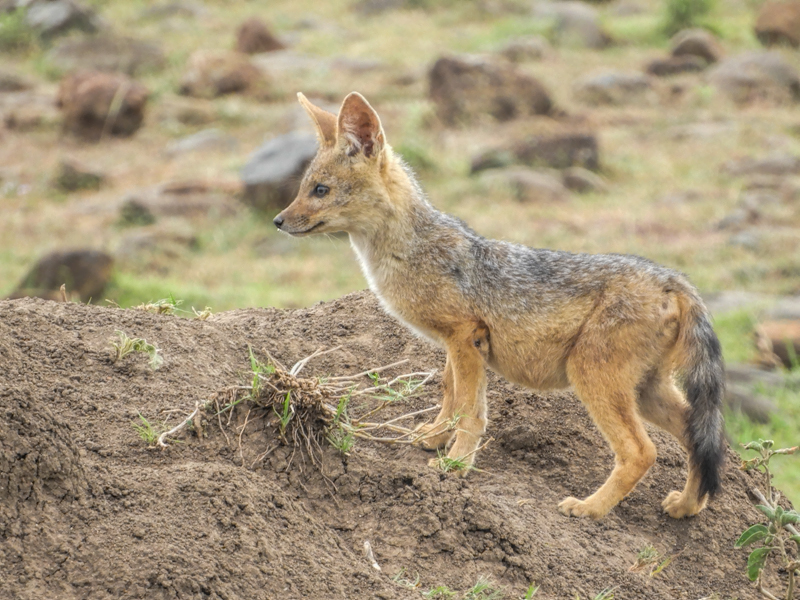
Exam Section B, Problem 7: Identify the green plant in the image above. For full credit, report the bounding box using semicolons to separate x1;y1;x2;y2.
135;294;182;315
433;451;476;473
423;585;457;599
736;440;800;599
0;9;36;53
522;584;539;599
464;577;503;600
392;567;420;590
110;330;163;369
132;413;161;445
661;0;715;36
274;391;293;437
326;393;355;453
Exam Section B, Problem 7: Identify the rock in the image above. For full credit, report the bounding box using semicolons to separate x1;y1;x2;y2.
755;1;800;47
46;35;166;76
24;0;100;41
714;207;759;231
728;230;761;250
561;166;607;193
0;69;33;92
164;128;238;157
53;159;104;192
646;55;707;76
708;51;800;104
7;249;113;303
533;1;612;49
721;153;800;177
241;131;318;212
573;71;652;105
428;55;552;125
118;180;241;219
724;384;777;424
727;363;788;388
352;0;408;16
179;50;268;99
670;28;723;64
499;36;550;62
56;71;148;141
756;320;800;368
471;131;600;173
139;1;206;19
116;224;198;263
155;96;216;126
482;167;569;202
235;17;285;54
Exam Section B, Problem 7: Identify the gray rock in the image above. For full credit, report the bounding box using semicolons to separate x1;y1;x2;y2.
8;249;112;302
499;35;550;62
24;0;100;40
646;55;707;77
164;128;238;157
561;166;607;193
241;131;318;212
46;35;165;76
724;383;777;424
574;71;652;105
179;50;267;99
728;230;762;250
471;131;600;173
722;153;800;177
670;28;723;64
708;51;800;104
482;167;569;202
715;207;759;231
0;69;33;92
533;1;611;49
117;181;240;219
116;225;198;263
139;1;205;19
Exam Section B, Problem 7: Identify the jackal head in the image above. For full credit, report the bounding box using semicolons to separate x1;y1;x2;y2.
273;92;393;236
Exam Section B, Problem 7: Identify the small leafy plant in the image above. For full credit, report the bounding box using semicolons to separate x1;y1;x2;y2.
463;577;503;600
736;439;800;600
661;0;715;36
132;413;161;445
110;330;163;370
326;393;355;453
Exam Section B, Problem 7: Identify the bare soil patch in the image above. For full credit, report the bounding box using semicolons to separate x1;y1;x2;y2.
0;292;780;599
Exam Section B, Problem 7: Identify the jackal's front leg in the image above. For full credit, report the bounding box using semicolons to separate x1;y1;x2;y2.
428;333;488;475
414;355;457;450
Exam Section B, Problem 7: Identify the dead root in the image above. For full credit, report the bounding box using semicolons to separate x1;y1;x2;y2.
158;346;449;480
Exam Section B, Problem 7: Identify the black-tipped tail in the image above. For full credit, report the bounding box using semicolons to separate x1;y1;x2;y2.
680;303;725;500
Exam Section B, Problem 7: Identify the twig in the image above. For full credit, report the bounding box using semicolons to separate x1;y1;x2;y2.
238;408;252;467
328;359;409;381
363;541;381;572
60;284;67;303
158;401;200;448
290;345;342;376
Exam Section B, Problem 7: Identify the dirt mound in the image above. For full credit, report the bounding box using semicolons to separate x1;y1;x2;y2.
0;292;779;599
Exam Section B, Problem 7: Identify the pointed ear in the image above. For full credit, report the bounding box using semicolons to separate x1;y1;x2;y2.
297;92;336;147
337;92;385;159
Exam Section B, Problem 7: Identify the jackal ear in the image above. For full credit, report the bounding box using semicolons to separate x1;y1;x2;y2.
297;92;337;147
337;92;385;159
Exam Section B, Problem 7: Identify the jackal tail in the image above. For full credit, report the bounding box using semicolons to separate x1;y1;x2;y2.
676;292;725;500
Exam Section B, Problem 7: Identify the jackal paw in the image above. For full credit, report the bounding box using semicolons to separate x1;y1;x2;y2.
558;496;607;520
662;490;704;519
413;421;454;450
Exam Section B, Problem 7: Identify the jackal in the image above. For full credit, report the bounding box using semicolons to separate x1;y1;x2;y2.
273;92;725;520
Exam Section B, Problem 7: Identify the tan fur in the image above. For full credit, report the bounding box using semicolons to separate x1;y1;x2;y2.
275;92;723;520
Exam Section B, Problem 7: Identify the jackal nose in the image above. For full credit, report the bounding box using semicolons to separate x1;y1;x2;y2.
273;215;284;229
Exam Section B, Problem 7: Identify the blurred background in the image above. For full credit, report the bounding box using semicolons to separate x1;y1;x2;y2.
1;0;798;499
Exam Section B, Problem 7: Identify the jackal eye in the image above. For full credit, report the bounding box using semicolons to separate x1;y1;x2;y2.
313;184;329;198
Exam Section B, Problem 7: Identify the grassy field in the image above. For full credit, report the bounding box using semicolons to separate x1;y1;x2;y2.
1;0;798;501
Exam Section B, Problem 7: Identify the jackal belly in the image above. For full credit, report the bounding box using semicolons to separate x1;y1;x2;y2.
485;328;573;390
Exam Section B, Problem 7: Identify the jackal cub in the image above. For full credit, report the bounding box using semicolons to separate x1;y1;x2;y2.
274;92;725;520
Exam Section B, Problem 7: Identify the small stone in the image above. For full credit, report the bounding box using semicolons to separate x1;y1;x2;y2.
499;36;550;62
708;51;800;104
241;131;318;212
755;1;800;47
646;55;707;77
561;166;608;193
54;160;104;192
482;167;569;203
533;1;612;49
670;28;723;64
721;153;800;177
24;0;101;41
56;71;148;141
573;71;652;105
428;54;552;125
179;50;268;99
0;69;34;92
46;35;165;76
164;128;238;157
7;249;113;302
235;17;285;54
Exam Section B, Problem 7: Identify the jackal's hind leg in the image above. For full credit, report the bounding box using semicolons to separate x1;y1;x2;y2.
638;374;707;518
560;355;657;519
